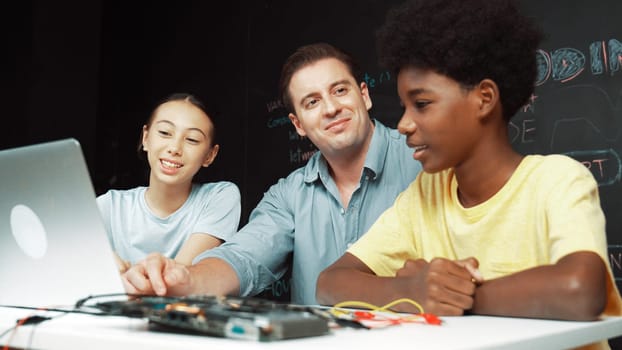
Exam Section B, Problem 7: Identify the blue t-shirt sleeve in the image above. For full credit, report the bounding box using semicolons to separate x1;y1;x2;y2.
96;191;114;244
193;182;241;241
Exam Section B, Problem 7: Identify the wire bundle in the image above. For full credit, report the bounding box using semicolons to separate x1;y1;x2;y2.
328;298;442;328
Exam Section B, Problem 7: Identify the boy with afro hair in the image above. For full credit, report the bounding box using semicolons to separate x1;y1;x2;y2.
317;1;622;348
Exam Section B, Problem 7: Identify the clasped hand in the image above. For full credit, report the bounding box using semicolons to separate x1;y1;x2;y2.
395;257;483;315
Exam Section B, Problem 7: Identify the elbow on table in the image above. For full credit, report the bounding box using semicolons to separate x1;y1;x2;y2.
559;265;607;321
315;269;333;305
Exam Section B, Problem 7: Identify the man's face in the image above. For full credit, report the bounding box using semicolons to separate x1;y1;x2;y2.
287;58;373;159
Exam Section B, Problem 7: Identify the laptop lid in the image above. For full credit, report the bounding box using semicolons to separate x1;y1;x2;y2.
0;138;124;308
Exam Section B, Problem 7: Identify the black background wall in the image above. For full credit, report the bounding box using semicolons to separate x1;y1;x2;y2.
3;1;622;345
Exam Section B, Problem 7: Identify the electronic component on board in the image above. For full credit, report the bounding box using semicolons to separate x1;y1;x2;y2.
93;295;330;341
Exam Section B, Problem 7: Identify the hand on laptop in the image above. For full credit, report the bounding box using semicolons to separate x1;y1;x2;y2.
122;252;191;296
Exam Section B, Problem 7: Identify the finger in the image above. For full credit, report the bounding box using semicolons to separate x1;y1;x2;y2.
464;263;484;283
163;263;190;294
120;274;139;294
454;257;483;283
426;258;474;295
426;271;476;309
143;256;168;296
425;260;477;310
438;286;475;310
123;265;153;294
430;258;472;281
460;256;479;269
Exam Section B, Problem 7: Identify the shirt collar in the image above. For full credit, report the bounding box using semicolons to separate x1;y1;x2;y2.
302;119;389;183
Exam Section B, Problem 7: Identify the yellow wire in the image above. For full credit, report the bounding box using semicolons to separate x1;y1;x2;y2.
330;298;425;320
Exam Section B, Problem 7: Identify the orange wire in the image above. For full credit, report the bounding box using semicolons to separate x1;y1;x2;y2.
3;315;31;350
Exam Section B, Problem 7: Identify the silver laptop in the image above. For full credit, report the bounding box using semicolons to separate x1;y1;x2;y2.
0;138;124;309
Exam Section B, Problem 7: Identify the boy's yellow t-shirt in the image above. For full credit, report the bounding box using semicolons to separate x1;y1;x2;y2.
349;154;622;349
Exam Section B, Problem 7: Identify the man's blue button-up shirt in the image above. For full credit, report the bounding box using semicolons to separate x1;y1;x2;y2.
194;119;422;305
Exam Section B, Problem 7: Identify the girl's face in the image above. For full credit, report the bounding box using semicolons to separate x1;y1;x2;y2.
142;100;218;187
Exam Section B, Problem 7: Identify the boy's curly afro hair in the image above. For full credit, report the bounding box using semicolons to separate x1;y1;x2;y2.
377;0;543;120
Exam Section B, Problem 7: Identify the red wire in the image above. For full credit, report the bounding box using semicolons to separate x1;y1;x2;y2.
3;316;31;350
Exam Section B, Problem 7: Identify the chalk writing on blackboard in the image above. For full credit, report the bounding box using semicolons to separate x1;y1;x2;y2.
536;38;622;85
565;148;621;187
267;115;290;129
509;118;536;144
266;99;284;113
363;70;391;88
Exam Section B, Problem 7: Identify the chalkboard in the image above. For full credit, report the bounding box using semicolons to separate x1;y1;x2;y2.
242;0;622;293
514;0;622;290
7;2;621;341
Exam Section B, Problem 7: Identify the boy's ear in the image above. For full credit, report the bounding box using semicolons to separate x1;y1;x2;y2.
476;79;500;118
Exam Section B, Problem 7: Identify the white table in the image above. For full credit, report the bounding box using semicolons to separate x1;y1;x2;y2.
1;307;621;350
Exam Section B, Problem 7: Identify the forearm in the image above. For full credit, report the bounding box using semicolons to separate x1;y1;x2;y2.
318;256;479;315
169;257;241;297
471;252;607;321
174;234;222;266
317;268;415;312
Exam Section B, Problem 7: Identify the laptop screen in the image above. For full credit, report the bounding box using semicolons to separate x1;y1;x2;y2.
0;138;124;308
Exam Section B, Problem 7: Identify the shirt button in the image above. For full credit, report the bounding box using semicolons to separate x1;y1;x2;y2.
340;208;345;215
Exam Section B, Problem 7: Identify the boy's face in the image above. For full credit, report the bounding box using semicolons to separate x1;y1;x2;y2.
396;67;482;173
286;58;373;159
